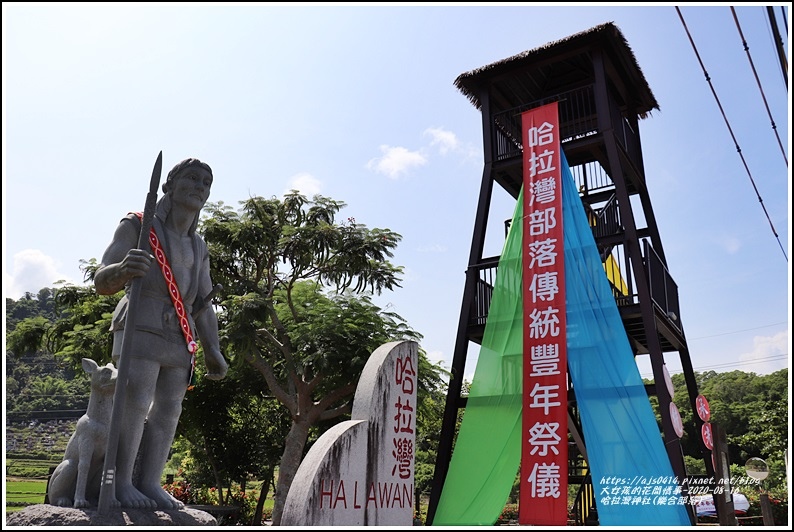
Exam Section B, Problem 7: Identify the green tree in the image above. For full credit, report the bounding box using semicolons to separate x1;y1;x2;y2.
6;316;52;357
6;261;119;373
5;287;56;330
201;192;420;524
6;288;91;417
46;282;120;368
413;357;450;520
9;374;87;414
176;359;291;518
736;398;787;461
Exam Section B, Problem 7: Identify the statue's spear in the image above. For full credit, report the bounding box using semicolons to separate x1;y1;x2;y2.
97;151;163;514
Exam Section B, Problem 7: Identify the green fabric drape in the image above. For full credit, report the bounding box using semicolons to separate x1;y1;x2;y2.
432;189;525;526
433;152;691;526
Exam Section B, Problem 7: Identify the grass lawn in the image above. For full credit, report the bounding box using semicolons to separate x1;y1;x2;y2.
4;477;274;519
5;478;47;512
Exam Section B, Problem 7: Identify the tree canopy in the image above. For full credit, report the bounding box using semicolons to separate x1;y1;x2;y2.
200;191;435;524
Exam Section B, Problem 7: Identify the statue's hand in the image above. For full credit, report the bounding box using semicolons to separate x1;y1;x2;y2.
204;348;228;380
120;249;153;279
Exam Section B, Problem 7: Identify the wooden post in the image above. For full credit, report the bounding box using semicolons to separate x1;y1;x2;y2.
759;493;775;526
711;423;738;526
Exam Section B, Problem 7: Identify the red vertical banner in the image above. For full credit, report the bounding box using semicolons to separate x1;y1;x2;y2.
519;101;568;526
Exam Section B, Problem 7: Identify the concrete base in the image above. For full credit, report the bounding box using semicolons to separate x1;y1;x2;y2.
5;504;217;527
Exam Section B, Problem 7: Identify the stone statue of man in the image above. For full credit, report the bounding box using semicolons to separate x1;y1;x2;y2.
94;157;228;509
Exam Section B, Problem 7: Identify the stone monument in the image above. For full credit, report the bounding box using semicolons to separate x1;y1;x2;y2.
281;340;418;526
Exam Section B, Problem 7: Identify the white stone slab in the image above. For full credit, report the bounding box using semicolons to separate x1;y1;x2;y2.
282;340;418;526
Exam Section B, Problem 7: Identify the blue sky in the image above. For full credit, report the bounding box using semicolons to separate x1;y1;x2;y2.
3;3;790;383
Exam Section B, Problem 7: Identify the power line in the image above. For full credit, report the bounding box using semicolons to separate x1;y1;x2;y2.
675;6;788;263
779;5;789;37
640;353;788;378
687;321;788;340
731;6;788;165
5;409;86;418
766;6;789;86
691;353;788;371
11;395;90;399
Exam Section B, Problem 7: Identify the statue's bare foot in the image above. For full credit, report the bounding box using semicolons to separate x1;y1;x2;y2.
116;483;157;509
139;483;184;510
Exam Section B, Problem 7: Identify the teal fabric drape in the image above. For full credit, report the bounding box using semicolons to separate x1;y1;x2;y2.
561;151;691;526
433;152;691;526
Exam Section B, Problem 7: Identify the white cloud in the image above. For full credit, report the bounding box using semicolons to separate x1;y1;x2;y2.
425;349;447;368
424;127;459;155
738;330;789;375
417;243;448;253
397;265;416;285
367;127;478;180
4;249;76;300
366;145;427;179
283;172;322;198
717;234;741;255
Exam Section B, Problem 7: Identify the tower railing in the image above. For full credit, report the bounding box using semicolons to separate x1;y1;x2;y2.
467;256;501;328
491;84;642;170
644;239;682;332
571;472;597;525
466;239;680;335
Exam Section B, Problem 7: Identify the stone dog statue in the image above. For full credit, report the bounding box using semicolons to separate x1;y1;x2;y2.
47;358;118;508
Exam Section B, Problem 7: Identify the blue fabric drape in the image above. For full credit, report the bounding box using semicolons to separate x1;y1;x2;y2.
433;151;692;526
561;151;691;526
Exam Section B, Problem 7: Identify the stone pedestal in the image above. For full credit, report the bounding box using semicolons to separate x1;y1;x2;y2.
5;504;217;527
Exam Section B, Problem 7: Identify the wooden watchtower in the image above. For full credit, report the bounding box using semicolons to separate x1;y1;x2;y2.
426;23;710;526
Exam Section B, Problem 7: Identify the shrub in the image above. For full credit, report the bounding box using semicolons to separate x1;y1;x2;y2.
226;488;258;525
162;480;260;526
745;494;788;526
495;503;519;524
163;480;192;504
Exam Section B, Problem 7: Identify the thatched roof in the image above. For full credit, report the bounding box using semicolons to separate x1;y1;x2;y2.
454;22;659;118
